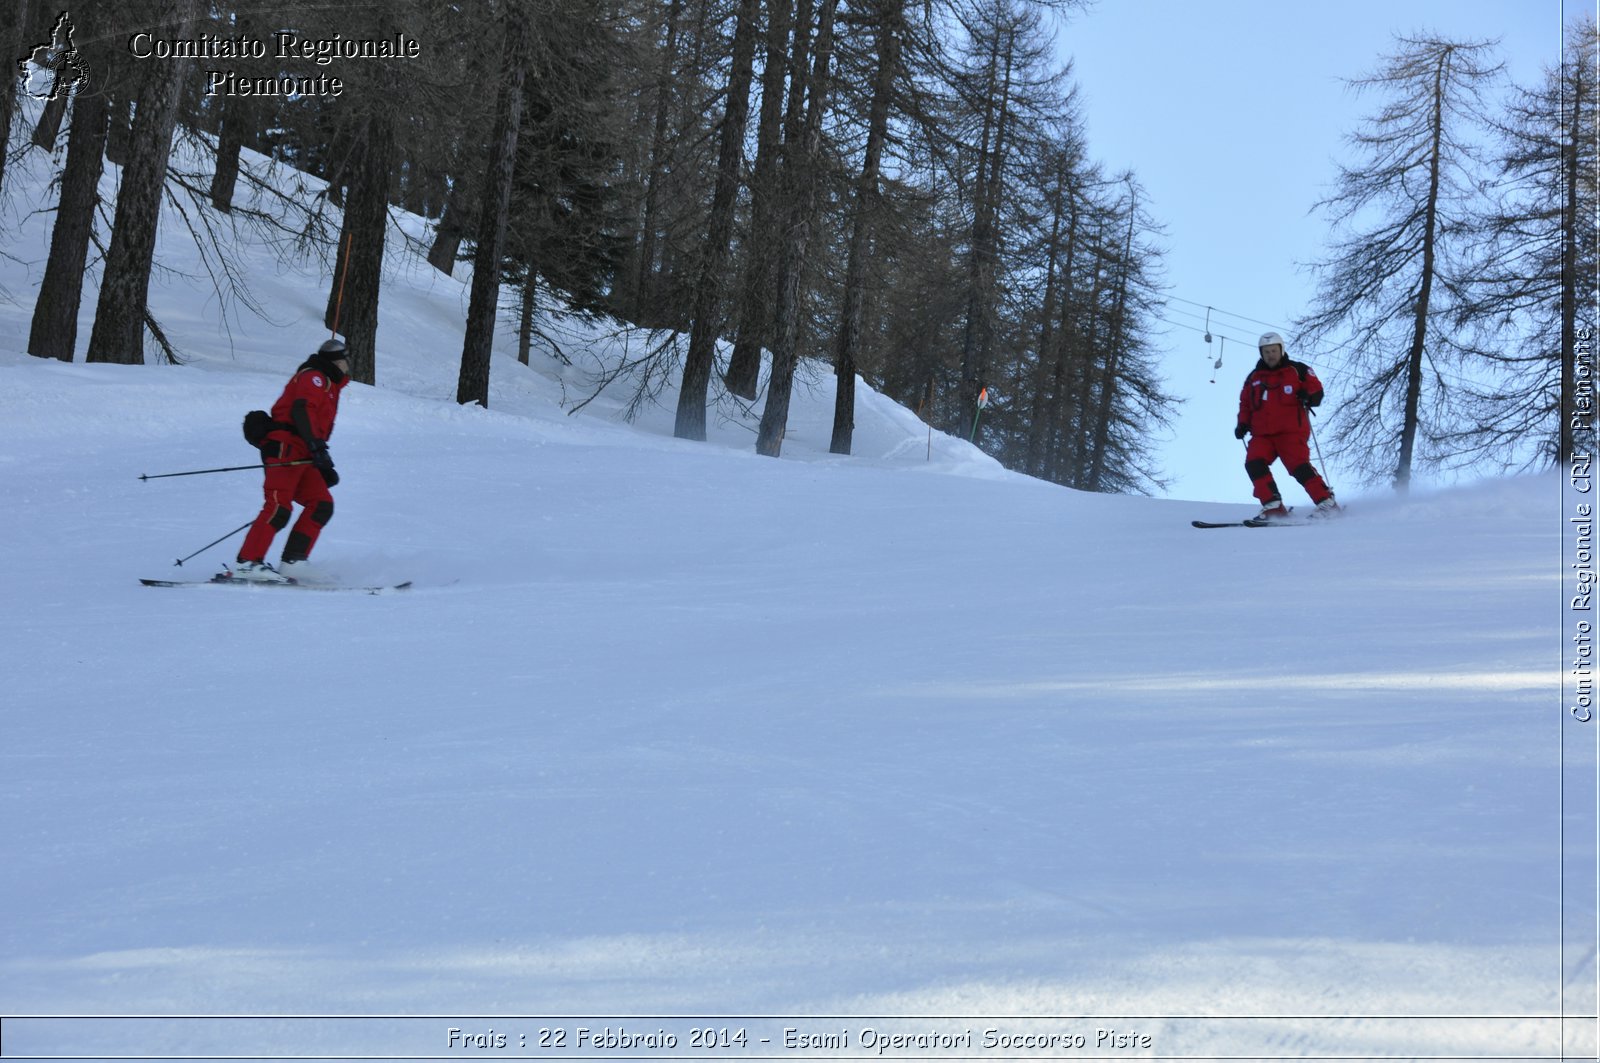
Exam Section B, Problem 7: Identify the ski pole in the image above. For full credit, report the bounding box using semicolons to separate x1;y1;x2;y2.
140;460;313;481
173;520;253;567
1299;392;1332;487
1309;418;1330;487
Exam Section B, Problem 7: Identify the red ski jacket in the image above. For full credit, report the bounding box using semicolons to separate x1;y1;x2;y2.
1237;358;1323;439
266;363;347;460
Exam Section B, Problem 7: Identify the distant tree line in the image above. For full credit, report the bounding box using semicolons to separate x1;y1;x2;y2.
1296;21;1598;487
5;2;1592;493
4;0;1180;493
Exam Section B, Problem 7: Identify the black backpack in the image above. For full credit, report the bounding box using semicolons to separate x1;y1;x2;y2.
242;410;276;448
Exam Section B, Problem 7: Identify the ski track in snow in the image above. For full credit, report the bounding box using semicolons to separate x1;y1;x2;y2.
0;123;1592;1060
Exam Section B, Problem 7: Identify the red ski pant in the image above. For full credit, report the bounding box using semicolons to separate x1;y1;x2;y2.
1245;433;1332;506
238;461;334;563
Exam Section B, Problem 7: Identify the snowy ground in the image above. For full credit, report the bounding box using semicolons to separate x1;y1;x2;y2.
0;134;1593;1060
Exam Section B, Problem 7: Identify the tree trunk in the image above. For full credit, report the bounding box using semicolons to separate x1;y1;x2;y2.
1024;161;1072;475
1042;201;1083;478
209;92;248;212
1395;54;1449;491
517;274;537;365
1061;229;1106;485
829;0;901;455
630;0;684;321
427;193;468;275
319;129;360;210
84;0;194;366
400;160;430;216
722;0;795;400
456;6;529;408
1088;203;1136;489
325;112;393;386
29;88;107;361
957;22;1016;442
0;0;31;191
674;0;759;440
103;90;132;166
755;0;837;457
31;93;67;151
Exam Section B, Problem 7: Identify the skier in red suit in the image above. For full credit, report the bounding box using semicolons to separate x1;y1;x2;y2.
1234;332;1339;522
234;338;350;582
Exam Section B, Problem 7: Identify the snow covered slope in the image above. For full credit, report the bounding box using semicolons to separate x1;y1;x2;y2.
0;137;1588;1060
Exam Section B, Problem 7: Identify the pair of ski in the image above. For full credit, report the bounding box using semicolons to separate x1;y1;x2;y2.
141;572;412;594
1191;517;1311;529
1192;505;1335;529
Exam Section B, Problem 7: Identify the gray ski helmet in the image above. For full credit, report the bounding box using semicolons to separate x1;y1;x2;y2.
317;337;348;358
1258;331;1288;352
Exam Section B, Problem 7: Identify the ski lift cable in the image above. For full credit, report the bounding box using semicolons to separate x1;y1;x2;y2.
1161;316;1481;392
1163;308;1243;335
1166;294;1284;332
1161;293;1477;389
1148;304;1387;379
1164;303;1253;335
1157;315;1260;350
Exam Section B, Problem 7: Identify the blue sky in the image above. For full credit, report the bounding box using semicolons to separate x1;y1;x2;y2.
1053;0;1568;503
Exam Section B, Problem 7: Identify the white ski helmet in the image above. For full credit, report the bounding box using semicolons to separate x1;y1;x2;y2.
1258;331;1288;352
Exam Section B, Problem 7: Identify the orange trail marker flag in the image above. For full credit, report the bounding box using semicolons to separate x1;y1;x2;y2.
969;387;990;443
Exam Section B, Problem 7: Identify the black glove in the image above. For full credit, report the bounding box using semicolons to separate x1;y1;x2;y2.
1234;423;1248;440
310;442;339;487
